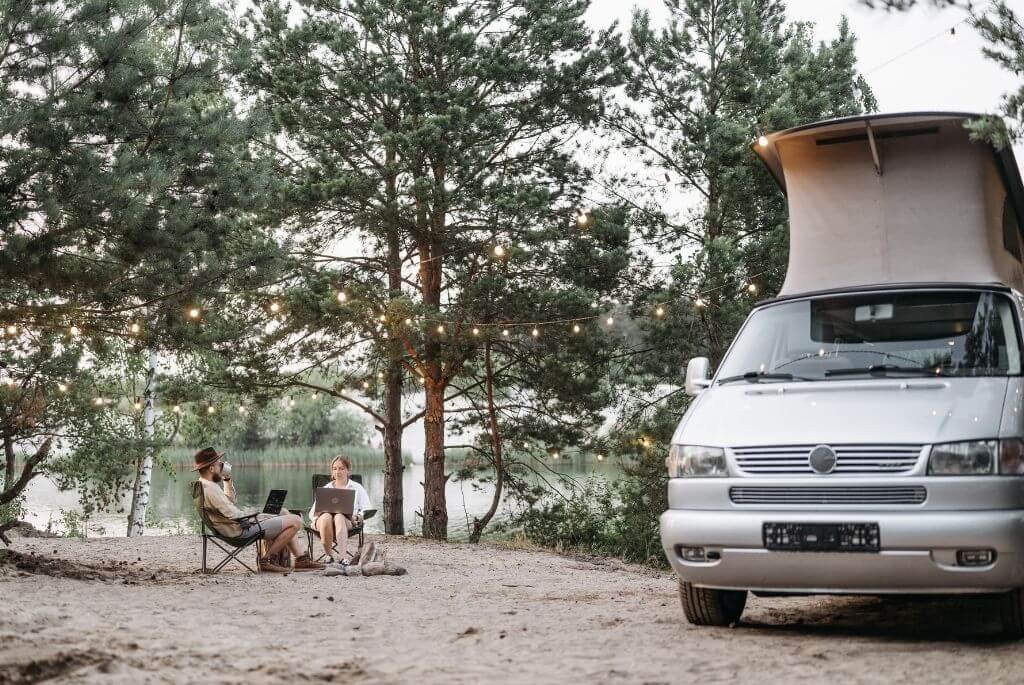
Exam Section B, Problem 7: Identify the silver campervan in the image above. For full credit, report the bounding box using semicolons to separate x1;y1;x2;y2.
660;112;1024;636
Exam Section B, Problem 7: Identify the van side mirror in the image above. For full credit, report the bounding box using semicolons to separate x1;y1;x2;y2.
685;357;711;396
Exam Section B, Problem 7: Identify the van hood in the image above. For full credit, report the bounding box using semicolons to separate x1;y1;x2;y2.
673;378;1010;447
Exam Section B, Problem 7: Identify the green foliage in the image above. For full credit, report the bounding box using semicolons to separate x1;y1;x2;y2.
176;393;369;450
521;452;668;567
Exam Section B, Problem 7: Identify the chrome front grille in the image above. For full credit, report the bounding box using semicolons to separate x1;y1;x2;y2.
731;444;923;475
730;486;927;505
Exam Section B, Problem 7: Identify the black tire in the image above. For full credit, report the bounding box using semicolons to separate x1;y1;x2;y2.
679;579;747;626
999;588;1024;639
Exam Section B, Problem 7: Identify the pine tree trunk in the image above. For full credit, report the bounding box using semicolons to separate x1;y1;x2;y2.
421;378;447;539
383;361;404;534
127;348;157;537
3;435;13;488
382;136;405;535
470;343;503;544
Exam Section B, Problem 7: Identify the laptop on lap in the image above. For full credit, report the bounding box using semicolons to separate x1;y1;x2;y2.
314;487;355;517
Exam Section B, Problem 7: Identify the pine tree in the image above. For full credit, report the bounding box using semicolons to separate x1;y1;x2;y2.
239;0;622;538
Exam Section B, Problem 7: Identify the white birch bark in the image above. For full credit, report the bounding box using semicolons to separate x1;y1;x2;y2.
127;348;157;537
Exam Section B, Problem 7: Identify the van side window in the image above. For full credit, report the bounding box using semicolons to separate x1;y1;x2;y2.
1003;197;1022;260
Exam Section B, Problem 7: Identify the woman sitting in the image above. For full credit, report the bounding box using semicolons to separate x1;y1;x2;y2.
308;455;372;565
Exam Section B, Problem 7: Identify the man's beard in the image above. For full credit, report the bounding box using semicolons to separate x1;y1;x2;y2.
211;472;222;483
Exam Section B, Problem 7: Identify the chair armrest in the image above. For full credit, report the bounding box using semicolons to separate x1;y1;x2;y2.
362;509;377;520
235;512;260;522
287;508;304;517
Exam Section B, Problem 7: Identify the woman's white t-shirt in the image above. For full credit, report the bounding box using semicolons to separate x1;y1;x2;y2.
308;479;372;523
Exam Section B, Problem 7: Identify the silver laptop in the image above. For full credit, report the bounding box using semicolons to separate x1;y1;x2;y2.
314;487;355;517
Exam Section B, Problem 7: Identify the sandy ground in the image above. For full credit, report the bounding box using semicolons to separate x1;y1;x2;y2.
1;534;1023;684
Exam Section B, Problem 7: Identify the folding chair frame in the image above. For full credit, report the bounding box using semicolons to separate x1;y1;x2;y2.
200;519;265;574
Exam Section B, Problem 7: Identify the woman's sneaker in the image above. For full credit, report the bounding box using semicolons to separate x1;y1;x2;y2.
323;555;335;565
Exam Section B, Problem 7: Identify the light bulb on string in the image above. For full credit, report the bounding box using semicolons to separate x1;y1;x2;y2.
501;329;510;337
472;327;480;336
531;328;539;338
379;314;387;323
694;297;707;309
130;322;141;334
207;405;216;414
747;283;758;295
377;371;384;379
436;324;445;334
337;291;347;303
572;323;581;334
269;301;281;313
238;405;247;414
5;325;15;335
655;306;665;318
596;453;604;461
58;383;68;393
576;211;590;228
94;397;104;406
133;399;142;410
606;316;614;326
362;381;370;389
288;398;296;407
69;325;80;336
418;376;426;385
405;318;412;325
172;405;182;414
757;135;769;147
493;244;506;258
188;308;201;320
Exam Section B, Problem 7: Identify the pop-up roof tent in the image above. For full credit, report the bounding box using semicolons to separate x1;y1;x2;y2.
753;112;1024;297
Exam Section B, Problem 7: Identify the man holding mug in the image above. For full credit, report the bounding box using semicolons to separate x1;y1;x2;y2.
191;447;322;573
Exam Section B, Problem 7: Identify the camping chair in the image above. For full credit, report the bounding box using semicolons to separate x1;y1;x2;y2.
192;481;265;575
304;473;377;562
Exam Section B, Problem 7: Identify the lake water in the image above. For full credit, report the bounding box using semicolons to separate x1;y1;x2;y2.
21;455;623;539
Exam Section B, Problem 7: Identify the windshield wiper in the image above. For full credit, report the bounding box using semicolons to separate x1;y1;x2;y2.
718;371;809;384
824;364;942;378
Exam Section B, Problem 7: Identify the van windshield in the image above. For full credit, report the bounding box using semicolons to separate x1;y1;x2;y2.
716;290;1022;383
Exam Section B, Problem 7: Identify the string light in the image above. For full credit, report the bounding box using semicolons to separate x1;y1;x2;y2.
69;325;80;336
188;308;200;319
472;327;480;336
531;328;539;338
58;383;68;393
93;397;104;406
605;316;614;326
5;325;15;335
501;329;509;337
269;301;281;313
337;291;347;303
551;451;560;460
377;371;384;379
405;318;412;325
655;306;665;317
576;211;590;228
572;323;580;334
379;314;387;322
129;322;141;334
747;283;758;295
207;406;215;414
418;376;426;385
436;324;445;334
172;405;181;414
757;135;769;147
596;453;604;461
694;297;707;309
493;245;506;258
238;405;247;414
288;398;296;407
362;381;370;389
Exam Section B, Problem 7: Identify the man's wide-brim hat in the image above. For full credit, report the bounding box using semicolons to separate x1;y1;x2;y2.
192;447;225;471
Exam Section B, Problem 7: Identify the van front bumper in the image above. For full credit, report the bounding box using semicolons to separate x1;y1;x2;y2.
660;508;1024;593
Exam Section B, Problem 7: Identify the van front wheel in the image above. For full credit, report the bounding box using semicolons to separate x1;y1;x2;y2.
679;580;747;626
999;588;1024;638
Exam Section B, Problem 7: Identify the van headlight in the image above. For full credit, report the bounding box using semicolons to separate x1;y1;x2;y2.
666;445;728;478
927;440;997;475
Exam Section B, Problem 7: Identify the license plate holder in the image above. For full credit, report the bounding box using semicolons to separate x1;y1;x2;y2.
763;522;880;552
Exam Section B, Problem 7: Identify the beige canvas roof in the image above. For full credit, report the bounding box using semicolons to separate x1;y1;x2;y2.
753;112;1024;297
